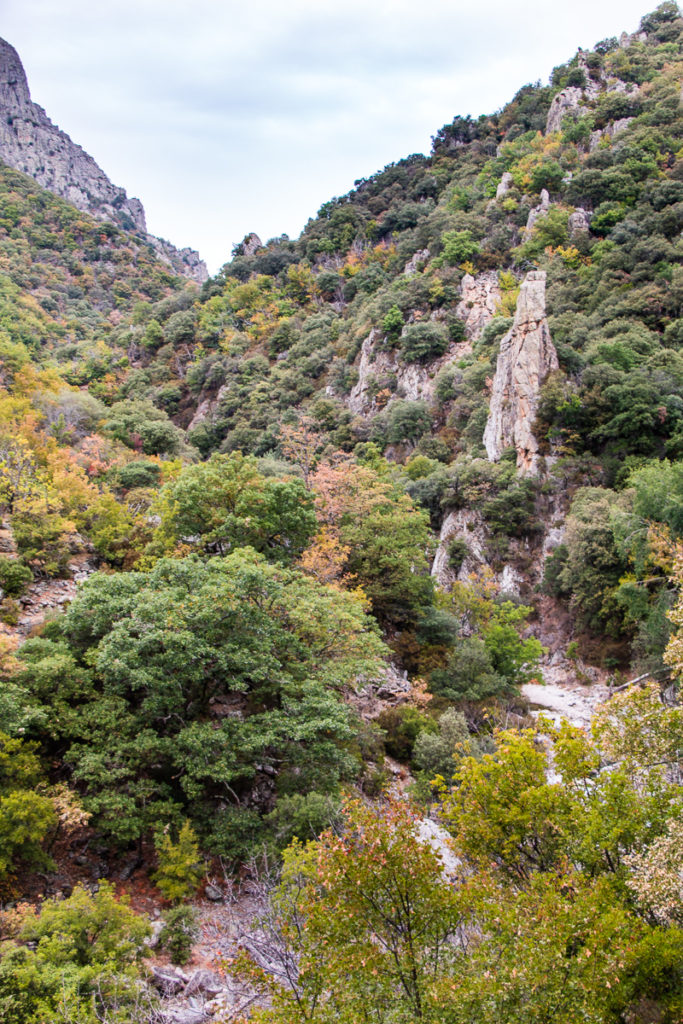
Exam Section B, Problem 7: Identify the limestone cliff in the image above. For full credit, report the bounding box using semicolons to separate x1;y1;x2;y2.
483;270;558;476
347;271;499;416
0;37;207;282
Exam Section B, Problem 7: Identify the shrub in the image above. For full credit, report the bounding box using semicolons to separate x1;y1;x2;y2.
153;820;203;903
377;706;437;762
441;229;480;265
0;557;32;596
116;460;161;491
382;305;404;338
447;537;469;572
158;905;199;965
385;400;431;443
400;322;449;363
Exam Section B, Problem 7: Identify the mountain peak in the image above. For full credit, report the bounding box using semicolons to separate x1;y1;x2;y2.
0;38;207;282
0;37;31;110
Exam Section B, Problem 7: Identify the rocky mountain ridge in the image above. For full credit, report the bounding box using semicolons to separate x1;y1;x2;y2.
0;36;208;283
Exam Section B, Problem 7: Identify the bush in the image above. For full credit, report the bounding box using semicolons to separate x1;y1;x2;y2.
447;537;469;572
377;706;437;762
153;820;203;903
159;905;199;965
116;460;161;491
0;557;32;596
412;707;477;780
400;322;449;364
385;400;431;443
441;229;480;265
264;792;341;853
382;305;404;338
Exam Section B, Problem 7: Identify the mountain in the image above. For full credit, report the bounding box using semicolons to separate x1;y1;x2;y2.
0;7;682;1023
0;36;207;282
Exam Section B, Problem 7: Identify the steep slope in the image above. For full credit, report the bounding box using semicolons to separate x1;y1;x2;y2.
0;37;207;283
0;12;682;1024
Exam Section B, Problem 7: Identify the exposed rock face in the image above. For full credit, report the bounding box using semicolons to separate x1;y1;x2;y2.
483;270;558;476
546;71;639;137
546;87;586;134
347;272;499;416
235;232;262;257
456;271;501;341
568;207;591;236
589;116;635;152
403;248;430;276
523;188;550;237
0;37;207;283
150;238;209;283
495;171;513;199
430;507;523;596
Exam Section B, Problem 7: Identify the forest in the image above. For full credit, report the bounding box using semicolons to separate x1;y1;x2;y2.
0;3;682;1022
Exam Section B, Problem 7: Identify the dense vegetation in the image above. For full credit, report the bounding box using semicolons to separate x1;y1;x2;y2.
0;4;682;1022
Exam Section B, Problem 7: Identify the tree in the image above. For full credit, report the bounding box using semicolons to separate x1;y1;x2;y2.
0;882;152;1023
302;457;434;626
0;732;55;879
153;820;203;903
440;229;479;266
400;323;448;364
237;798;463;1024
441;712;682;883
17;551;386;847
152;451;317;563
443;870;683;1024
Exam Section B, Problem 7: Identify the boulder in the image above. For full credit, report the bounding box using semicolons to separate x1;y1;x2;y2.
184;969;225;999
523;189;550;237
403;248;430;276
152;965;186;996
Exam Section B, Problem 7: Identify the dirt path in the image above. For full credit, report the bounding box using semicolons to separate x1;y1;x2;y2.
521;680;610;729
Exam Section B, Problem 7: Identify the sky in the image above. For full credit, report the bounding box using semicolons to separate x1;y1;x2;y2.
2;0;656;273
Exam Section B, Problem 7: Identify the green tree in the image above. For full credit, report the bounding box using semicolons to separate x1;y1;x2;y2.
400;322;449;364
0;882;152;1023
440;229;480;265
153;820;203;903
0;732;55;879
152;451;317;563
238;798;463;1024
341;495;434;626
17;552;386;847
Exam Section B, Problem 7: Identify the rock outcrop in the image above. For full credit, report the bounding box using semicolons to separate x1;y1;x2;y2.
546;64;640;139
234;232;263;258
523;188;550;237
589;115;635;152
495;171;513;199
456;271;501;340
0;37;207;282
347;272;499;416
403;248;430;276
483;270;558;475
545;86;587;135
568;207;591;236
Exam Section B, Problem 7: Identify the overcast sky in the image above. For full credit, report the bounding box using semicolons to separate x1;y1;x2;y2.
3;0;654;272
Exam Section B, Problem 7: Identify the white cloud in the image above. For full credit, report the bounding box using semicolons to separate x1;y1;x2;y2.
3;0;653;270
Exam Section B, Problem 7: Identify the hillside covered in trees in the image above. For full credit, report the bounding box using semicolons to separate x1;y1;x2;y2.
0;4;682;1023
